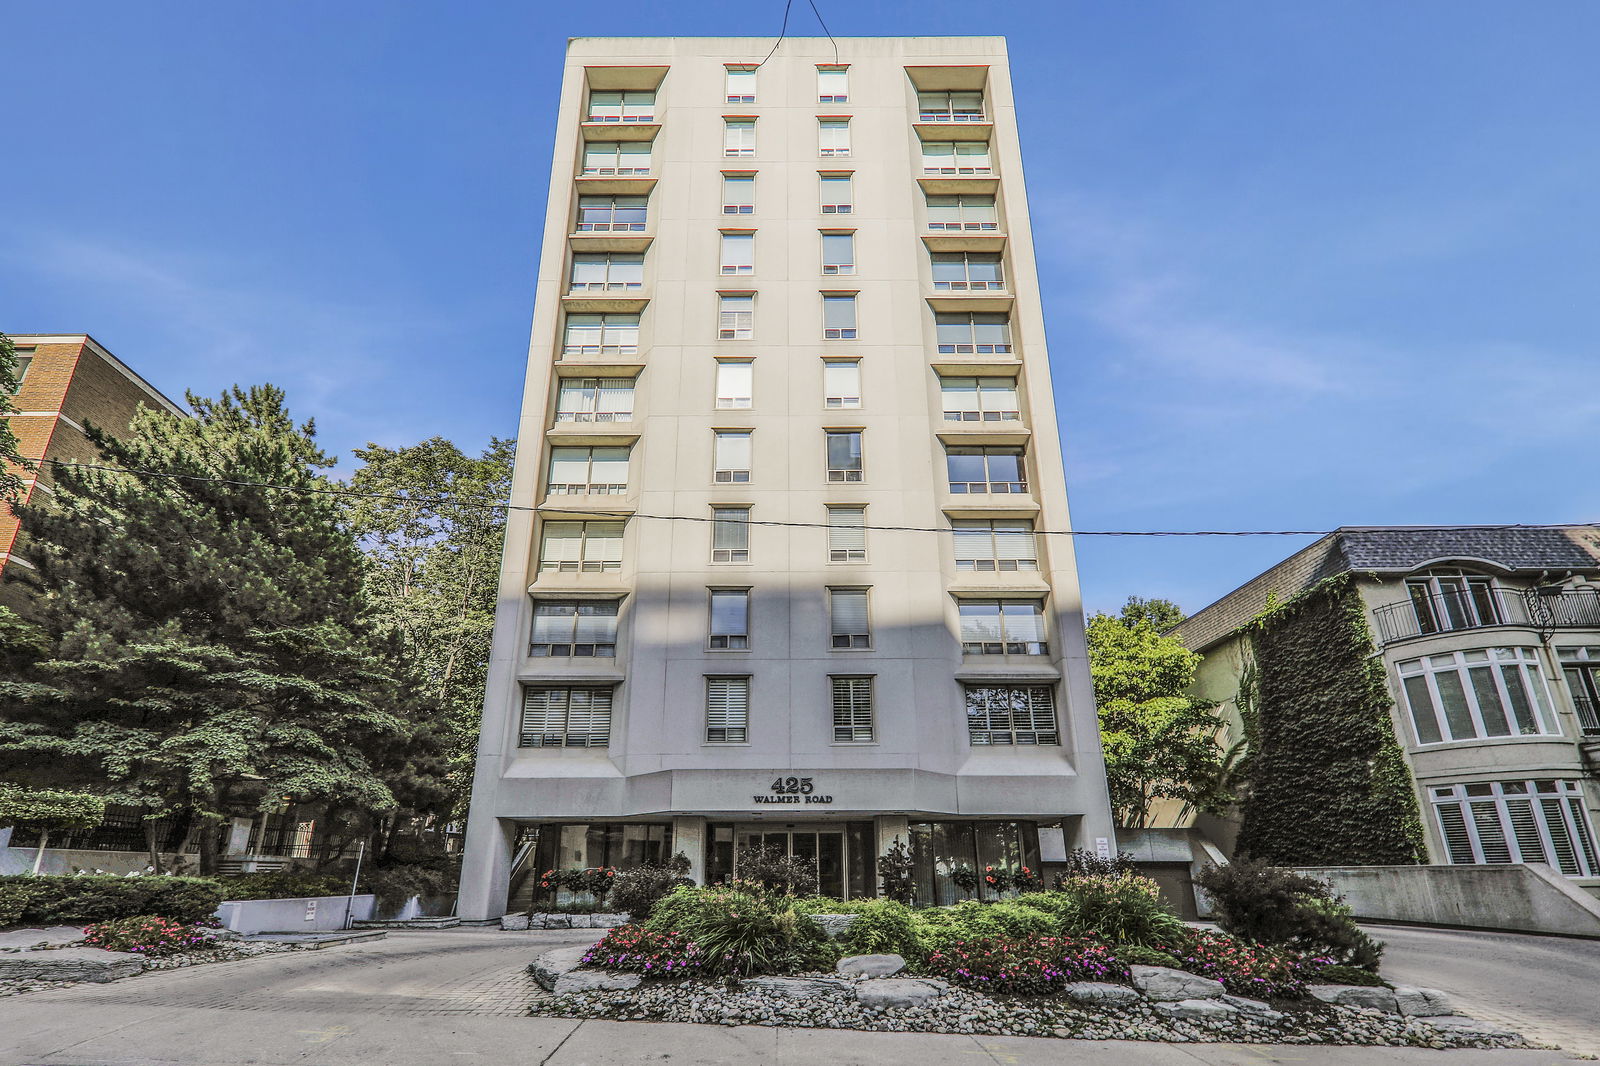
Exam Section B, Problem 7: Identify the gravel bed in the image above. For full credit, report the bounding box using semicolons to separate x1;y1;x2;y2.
529;975;1527;1050
0;939;295;996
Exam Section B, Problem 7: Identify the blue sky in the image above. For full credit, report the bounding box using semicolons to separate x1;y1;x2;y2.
3;2;1597;617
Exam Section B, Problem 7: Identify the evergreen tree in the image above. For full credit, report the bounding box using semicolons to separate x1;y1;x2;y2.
0;332;31;504
0;385;416;873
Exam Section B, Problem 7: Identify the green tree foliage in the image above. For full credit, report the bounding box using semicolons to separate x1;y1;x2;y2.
0;786;107;874
342;436;514;817
1087;597;1230;829
0;385;423;873
0;332;29;505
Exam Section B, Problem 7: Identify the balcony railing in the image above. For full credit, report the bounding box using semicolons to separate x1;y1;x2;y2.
1572;696;1600;737
1372;587;1600;645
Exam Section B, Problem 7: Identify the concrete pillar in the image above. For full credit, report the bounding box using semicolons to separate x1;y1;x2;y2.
672;817;708;884
224;817;253;856
458;815;515;920
874;816;910;857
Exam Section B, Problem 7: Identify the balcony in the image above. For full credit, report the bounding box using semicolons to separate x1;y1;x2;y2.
1371;586;1600;645
1573;696;1600;737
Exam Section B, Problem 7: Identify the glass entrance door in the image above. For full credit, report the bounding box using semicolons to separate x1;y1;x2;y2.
735;827;848;898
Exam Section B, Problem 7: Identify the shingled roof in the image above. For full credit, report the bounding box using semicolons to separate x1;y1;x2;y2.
1173;526;1600;652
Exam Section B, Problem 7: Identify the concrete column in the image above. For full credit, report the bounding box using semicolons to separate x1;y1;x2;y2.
224;817;253;856
874;816;910;857
458;815;515;920
672;817;708;884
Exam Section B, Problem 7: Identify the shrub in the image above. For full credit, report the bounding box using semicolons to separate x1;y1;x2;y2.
217;872;347;901
1194;860;1383;971
1010;866;1044;892
1168;929;1307;999
359;862;459;907
910;899;1054;955
1309;963;1389;987
923;935;1127;994
608;854;693;921
877;840;917;905
735;843;819;896
82;915;219;956
0;874;224;924
580;924;702;979
643;884;828;975
1117;944;1183;968
570;866;620;903
1051;848;1137;882
834;899;920;958
980;866;1012;893
1022;876;1187;946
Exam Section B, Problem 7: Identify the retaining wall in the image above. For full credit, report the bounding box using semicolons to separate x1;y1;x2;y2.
1296;863;1600;938
215;894;376;934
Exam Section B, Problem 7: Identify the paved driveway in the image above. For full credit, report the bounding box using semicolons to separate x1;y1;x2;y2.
0;926;1592;1066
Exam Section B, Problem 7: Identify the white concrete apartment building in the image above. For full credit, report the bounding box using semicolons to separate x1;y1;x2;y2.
457;36;1116;919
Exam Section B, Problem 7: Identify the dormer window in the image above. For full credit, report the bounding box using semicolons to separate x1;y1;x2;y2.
1407;569;1503;635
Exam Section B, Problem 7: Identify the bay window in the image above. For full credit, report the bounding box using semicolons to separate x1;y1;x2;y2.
1398;648;1559;745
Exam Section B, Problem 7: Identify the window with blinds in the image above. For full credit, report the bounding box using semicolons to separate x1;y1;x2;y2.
546;446;629;495
958;599;1047;655
818;119;851;157
816;65;849;103
715;361;753;409
563;313;640;355
822;294;857;339
713;431;752;483
952;519;1037;571
946;446;1027;494
935;311;1012;354
940;376;1020;421
823;360;860;408
1430;780;1599;877
821;232;855;275
719;294;754;339
586;90;654;123
706;677;750;743
708;589;749;650
569;253;644;293
831;676;874;742
539;521;624;573
722;173;755;214
826;506;866;562
820;173;853;214
724;119;756;157
725;66;756;103
720;232;754;274
921;140;991;176
964;685;1059;745
519;685;613;747
576;195;648;232
711;507;750;563
555;377;634;423
530;600;619;657
826;431;863;482
829;587;870;649
582;140;651;176
926;193;998;231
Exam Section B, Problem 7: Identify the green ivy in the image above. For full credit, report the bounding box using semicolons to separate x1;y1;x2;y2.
1234;574;1426;866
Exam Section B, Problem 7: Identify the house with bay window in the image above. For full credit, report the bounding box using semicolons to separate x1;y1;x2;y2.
1173;526;1600;897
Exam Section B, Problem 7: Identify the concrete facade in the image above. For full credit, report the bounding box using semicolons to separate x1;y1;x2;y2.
1295;864;1600;938
457;36;1115;918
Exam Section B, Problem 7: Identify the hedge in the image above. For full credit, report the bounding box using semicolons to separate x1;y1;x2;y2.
0;875;224;926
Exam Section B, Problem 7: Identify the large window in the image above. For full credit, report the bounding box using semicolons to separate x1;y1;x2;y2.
1398;648;1559;745
718;294;754;339
831;676;874;742
519;685;613;748
1407;570;1504;635
826;506;867;562
725;66;756;103
946;446;1027;494
931;252;1004;291
917;90;985;122
712;507;750;563
569;253;644;292
818;119;851;157
713;431;752;483
587;90;654;123
817;65;849;103
563;313;640;356
547;446;629;495
926;194;998;231
706;677;750;743
909;821;1040;905
724;119;756;157
1557;646;1600;736
829;587;871;649
965;685;1059;746
530;600;619;657
821;232;855;275
577;195;647;232
709;589;750;650
1430;780;1599;877
825;430;863;482
952;519;1037;571
820;173;853;214
823;293;857;339
556;377;634;423
715;360;753;409
940;375;1019;421
720;232;754;274
582;141;651;176
936;311;1011;354
921;141;991;176
823;360;861;409
722;173;755;214
539;520;624;573
959;599;1047;655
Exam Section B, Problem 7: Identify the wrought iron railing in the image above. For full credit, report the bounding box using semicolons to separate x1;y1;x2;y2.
1572;696;1600;737
1372;587;1600;645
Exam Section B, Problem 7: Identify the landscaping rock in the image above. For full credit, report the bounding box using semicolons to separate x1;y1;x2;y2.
590;913;630;929
1415;1015;1518;1039
1155;998;1238;1022
1309;984;1399;1013
1130;965;1225;1001
836;954;905;978
0;948;143;984
1393;986;1453;1017
1065;982;1141;1007
855;978;944;1009
741;976;852;998
1221;995;1288;1023
553;970;640;995
499;913;530;931
807;914;858;940
0;926;86;952
529;945;593;992
567;914;593;929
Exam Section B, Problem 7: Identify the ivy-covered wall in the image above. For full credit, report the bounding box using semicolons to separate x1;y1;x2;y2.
1235;574;1426;865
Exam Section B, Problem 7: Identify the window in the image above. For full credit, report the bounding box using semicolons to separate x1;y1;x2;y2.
821;232;855;275
709;589;750;650
582;141;651;176
715;360;753;409
519;685;613;747
9;350;30;392
965;685;1059;745
718;294;754;339
922;141;992;176
941;376;1019;421
555;377;635;423
540;520;624;572
1557;647;1600;736
722;173;755;214
547;446;630;495
530;600;619;657
712;507;750;562
725;66;756;103
820;173;853;214
829;588;871;649
823;293;857;339
1407;570;1504;635
1397;648;1559;745
1430;780;1599;877
931;252;1004;291
936;311;1011;353
926;194;997;231
953;519;1038;571
946;446;1027;493
959;599;1048;654
563;313;640;356
724;119;756;157
720;232;755;274
825;430;863;482
713;431;752;483
706;677;750;743
823;360;860;409
917;90;985;123
817;65;849;103
587;90;654;123
569;253;644;292
577;195;648;232
831;676;874;742
819;119;851;157
827;506;866;562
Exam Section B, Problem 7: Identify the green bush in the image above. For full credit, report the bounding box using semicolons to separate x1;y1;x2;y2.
1194;860;1384;971
216;872;347;901
1117;943;1183;968
0;874;224;924
608;854;693;920
643;884;829;975
1026;876;1187;946
1310;963;1389;987
834;899;920;958
359;862;459;907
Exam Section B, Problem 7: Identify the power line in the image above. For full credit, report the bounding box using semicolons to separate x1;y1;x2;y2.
753;0;797;70
806;0;840;66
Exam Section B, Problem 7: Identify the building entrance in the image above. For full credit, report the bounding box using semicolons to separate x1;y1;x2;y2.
734;826;847;899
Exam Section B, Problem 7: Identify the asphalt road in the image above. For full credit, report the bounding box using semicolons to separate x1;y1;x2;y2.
0;926;1593;1066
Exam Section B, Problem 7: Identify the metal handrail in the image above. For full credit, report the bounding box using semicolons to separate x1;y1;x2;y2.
1572;696;1600;737
1371;586;1600;645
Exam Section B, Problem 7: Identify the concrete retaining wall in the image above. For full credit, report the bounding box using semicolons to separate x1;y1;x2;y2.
215;894;376;934
1296;863;1600;938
